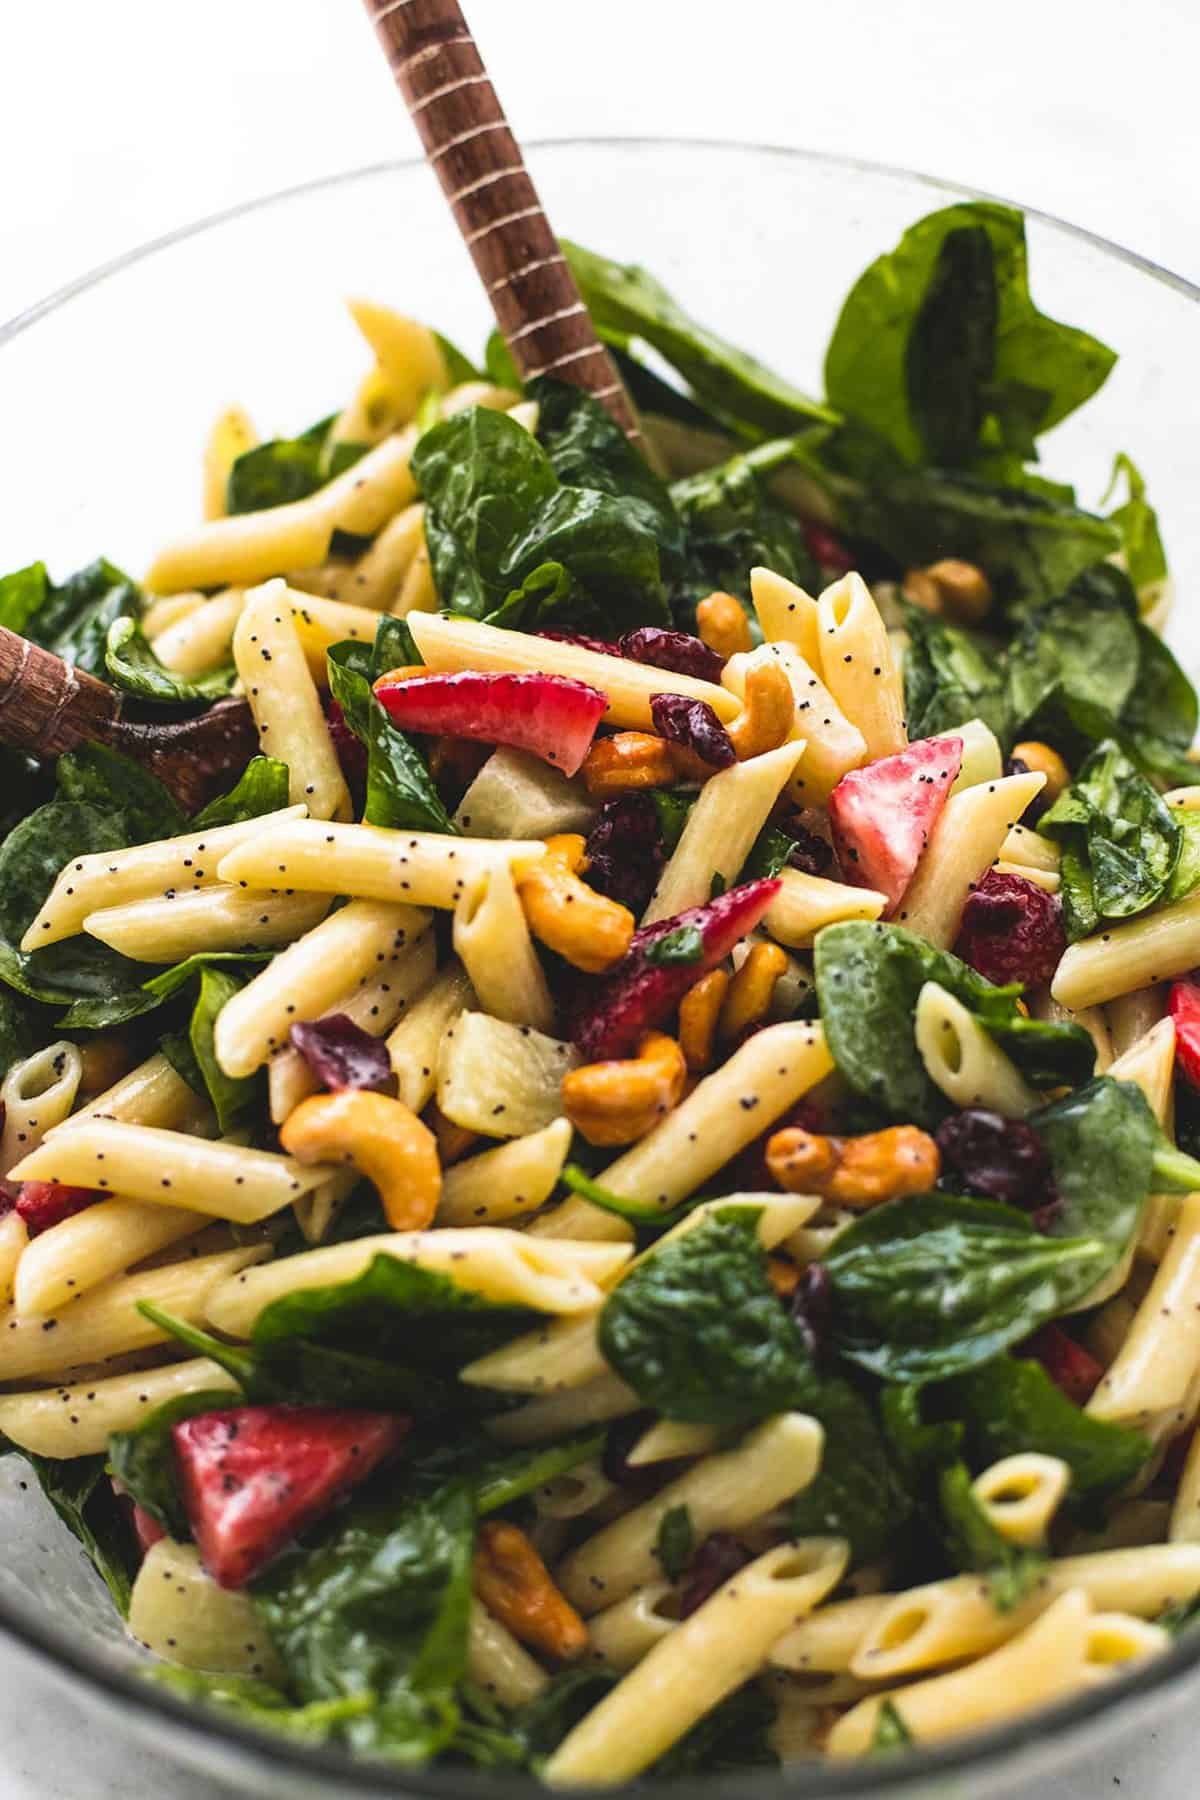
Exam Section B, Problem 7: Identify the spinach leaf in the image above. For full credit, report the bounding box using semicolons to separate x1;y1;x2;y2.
938;1461;1045;1611
1033;1076;1157;1252
654;1504;694;1581
560;1164;697;1233
105;615;236;705
643;925;703;966
60;948;269;1032
671;438;817;616
0;561;49;634
1167;813;1200;906
253;1481;475;1763
1040;739;1181;940
0;985;39;1080
13;557;142;679
940;1357;1150;1504
649;788;694;852
141;1664;372;1742
403;1429;605;1517
901;605;1010;742
188;966;258;1131
870;1700;914;1754
564;240;835;436
651;1680;777;1776
483;329;520;390
2;1445;137;1615
1104;453;1167;594
787;1378;911;1563
108;1389;235;1537
434;332;483;387
1121;623;1198;782
326;622;455;835
823;202;1115;468
813;922;1093;1126
56;742;186;840
227;417;365;515
191;756;291;828
598;1208;819;1426
822;1193;1110;1383
413;406;667;632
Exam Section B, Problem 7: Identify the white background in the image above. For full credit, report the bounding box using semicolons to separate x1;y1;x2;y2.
1;1;1198;1793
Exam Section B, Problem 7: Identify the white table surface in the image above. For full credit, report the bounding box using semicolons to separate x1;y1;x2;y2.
1;0;1198;1792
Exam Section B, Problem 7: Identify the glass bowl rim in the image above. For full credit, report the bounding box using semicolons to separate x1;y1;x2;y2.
2;134;1198;1795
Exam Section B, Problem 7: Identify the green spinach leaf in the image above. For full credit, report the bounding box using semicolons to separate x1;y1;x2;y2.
141;1664;372;1742
671;438;817;616
901;605;1010;742
654;1504;694;1581
188;966;258;1131
227;417;365;515
11;557;143;679
1040;739;1181;939
191;756;292;828
787;1378;911;1563
870;1700;914;1754
937;1461;1045;1611
105;615;236;705
1104;453;1167;595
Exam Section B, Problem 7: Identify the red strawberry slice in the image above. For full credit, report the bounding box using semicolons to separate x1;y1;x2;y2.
1020;1323;1104;1407
374;671;606;778
173;1406;408;1588
829;735;963;913
1169;981;1200;1088
16;1181;101;1236
570;878;781;1061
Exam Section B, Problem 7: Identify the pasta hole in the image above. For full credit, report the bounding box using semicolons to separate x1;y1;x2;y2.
877;1604;930;1652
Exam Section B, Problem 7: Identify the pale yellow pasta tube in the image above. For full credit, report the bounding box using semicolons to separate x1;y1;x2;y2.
847;1545;1200;1681
346;299;449;422
437;1118;572;1226
467;1602;548;1708
202;405;257;520
896;771;1045;947
0;1246;265;1383
994;860;1060;894
530;1022;833;1242
347;502;425;610
830;1590;1094;1757
1170;1429;1200;1543
453;863;555;1031
627;1419;721;1467
533;1460;615;1522
999;823;1060;872
763;868;886;949
972;1454;1072;1550
145;428;418;594
587;1584;679;1674
407;612;738;729
1108;1017;1175;1125
642;740;806;923
141;591;207;638
52;1051;212;1139
234;580;350;821
0;1357;238;1458
723;640;865;806
217;819;547;911
396;540;437;617
1108;987;1168;1060
938;718;1004;793
285;590;391;676
267;928;436;1124
1088;1194;1200;1428
557;1413;825;1615
22;806;307;951
0;1214;27;1305
129;1539;283;1679
546;1538;846;1784
84;887;330;964
213;900;428;1078
767;1593;888;1674
10;1121;332;1226
486;1374;640;1447
13;1198;201;1318
207;1232;632;1339
915;981;1037;1116
750;566;820;663
151;586;245;677
387;960;474;1112
436;1011;578;1138
0;1042;82;1174
1054;890;1200;1012
816;573;906;759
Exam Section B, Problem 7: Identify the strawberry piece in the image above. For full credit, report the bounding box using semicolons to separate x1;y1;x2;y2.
829;735;963;913
173;1406;409;1588
570;878;781;1061
1021;1323;1104;1407
374;670;606;778
133;1503;167;1555
16;1181;100;1236
1169;981;1200;1088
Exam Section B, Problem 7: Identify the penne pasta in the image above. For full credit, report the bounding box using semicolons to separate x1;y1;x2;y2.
52;1051;213;1139
387;959;475;1113
13;1197;201;1318
234;580;351;821
202;405;257;520
150;585;245;676
915;981;1037;1116
763;867;886;949
344;501;425;610
466;1601;549;1708
724;640;866;806
750;566;820;664
453;863;555;1031
83;886;330;964
0;1042;83;1175
816;573;906;760
896;770;1045;948
971;1454;1072;1550
1054;890;1200;1012
129;1538;283;1679
0;1358;239;1458
1088;1194;1200;1429
437;1118;573;1226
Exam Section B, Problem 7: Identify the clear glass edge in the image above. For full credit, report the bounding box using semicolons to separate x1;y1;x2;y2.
1;135;1197;1793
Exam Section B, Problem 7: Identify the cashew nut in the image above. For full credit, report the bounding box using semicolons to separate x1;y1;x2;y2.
581;732;676;797
518;834;634;974
678;968;730;1072
696;591;752;658
474;1519;588;1661
726;661;795;761
766;1123;939;1208
279;1090;441;1230
561;1031;688;1147
720;942;789;1041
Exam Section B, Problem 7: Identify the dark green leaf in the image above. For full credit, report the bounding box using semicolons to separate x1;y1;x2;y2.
642;924;704;966
650;1680;777;1776
560;1164;697;1233
60;949;269;1033
404;1430;605;1517
1034;1076;1157;1254
649;789;694;852
906;226;999;466
1166;813;1200;906
2;1444;137;1615
141;1664;372;1742
227;418;366;516
365;696;458;835
938;1461;1045;1611
1040;739;1180;940
901;605;1010;743
188;966;258;1131
433;332;483;387
191;757;291;828
870;1700;914;1754
0;561;49;634
788;1378;911;1563
671;438;817;616
482;329;520;390
1104;453;1167;593
22;558;142;678
654;1504;694;1581
105;615;236;705
56;742;186;840
0;985;39;1080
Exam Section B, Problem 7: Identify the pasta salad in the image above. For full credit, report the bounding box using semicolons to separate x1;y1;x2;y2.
2;199;1200;1781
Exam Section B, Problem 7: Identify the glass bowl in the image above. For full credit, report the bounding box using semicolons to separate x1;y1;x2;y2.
1;139;1198;1798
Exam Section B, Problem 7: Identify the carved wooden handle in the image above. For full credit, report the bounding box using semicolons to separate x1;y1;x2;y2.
362;0;640;441
0;624;123;756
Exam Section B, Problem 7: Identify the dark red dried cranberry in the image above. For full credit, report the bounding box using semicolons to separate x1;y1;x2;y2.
935;1109;1050;1207
679;1533;749;1617
535;628;620;658
649;692;736;769
326;699;368;788
1019;1323;1104;1407
779;820;833;877
955;871;1066;988
789;1263;834;1362
802;521;854;575
16;1182;101;1236
618;627;725;685
585;795;665;914
289;1015;394;1093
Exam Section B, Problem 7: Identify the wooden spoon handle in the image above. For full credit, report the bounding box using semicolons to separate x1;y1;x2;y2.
0;624;123;755
362;0;640;441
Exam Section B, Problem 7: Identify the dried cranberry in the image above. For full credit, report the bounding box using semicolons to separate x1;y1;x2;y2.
679;1533;749;1617
16;1182;101;1235
778;819;834;877
535;628;620;658
954;871;1065;988
618;627;725;686
935;1108;1051;1207
585;796;665;914
789;1264;834;1362
1019;1323;1104;1407
649;692;736;769
289;1015;394;1093
802;521;854;576
326;699;368;788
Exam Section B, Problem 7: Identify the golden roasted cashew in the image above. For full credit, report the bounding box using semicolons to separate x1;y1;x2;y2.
902;558;992;625
696;590;752;658
280;1090;441;1230
561;1030;688;1147
1011;740;1070;806
581;732;677;797
474;1520;588;1661
720;942;790;1042
518;834;634;975
766;1123;939;1208
678;968;730;1072
726;662;795;761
